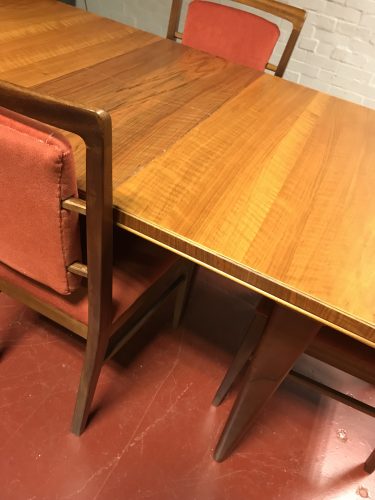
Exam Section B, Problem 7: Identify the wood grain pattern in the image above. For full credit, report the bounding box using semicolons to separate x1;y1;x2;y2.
116;76;375;346
1;0;375;347
34;40;260;190
0;0;158;87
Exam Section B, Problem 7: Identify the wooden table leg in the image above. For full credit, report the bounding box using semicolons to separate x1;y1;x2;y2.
212;298;274;407
365;448;375;474
213;304;320;462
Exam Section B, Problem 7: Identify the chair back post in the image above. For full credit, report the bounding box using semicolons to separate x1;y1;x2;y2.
167;0;306;76
167;0;183;40
0;80;113;337
275;27;301;77
237;0;306;78
85;112;113;339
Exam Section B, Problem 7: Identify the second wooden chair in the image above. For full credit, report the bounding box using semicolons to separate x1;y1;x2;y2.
167;0;306;77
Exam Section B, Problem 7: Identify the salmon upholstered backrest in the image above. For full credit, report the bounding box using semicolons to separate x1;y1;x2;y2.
0;108;81;294
182;0;280;71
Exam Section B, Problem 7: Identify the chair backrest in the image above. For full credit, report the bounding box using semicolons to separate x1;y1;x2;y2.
0;81;113;332
0;108;81;294
167;0;306;77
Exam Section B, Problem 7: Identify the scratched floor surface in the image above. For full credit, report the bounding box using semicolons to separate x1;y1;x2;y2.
0;268;374;500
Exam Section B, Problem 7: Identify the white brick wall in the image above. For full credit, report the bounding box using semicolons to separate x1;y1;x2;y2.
77;0;375;109
279;0;375;108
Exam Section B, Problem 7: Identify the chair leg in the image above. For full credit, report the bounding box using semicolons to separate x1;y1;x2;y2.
212;298;274;407
365;448;375;474
213;304;320;462
71;325;110;436
173;262;197;328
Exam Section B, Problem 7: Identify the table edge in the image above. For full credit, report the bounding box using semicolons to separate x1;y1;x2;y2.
116;210;375;348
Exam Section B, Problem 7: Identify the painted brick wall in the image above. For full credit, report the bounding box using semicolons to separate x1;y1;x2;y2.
77;0;375;109
277;0;375;108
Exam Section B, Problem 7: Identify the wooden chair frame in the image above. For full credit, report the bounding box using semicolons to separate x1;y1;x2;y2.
167;0;306;77
0;80;194;435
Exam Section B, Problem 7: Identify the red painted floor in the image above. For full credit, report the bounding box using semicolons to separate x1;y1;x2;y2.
0;268;374;500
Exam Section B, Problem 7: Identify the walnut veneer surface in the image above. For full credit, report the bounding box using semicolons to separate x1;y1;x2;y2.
1;0;375;346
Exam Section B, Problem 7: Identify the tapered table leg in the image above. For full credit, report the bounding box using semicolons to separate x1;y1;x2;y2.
214;304;320;462
212;298;274;407
364;448;375;474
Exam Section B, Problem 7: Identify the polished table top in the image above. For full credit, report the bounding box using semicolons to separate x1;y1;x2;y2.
1;0;375;346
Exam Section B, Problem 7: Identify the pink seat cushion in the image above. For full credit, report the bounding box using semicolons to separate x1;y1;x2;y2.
0;108;81;295
0;231;179;326
182;0;280;71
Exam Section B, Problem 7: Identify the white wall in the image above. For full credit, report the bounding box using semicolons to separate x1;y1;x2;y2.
77;0;375;109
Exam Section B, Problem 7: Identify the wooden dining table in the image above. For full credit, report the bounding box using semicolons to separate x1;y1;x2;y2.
1;0;374;460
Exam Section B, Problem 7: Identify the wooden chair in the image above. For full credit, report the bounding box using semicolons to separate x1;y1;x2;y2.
167;0;306;77
212;297;375;471
0;80;194;435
